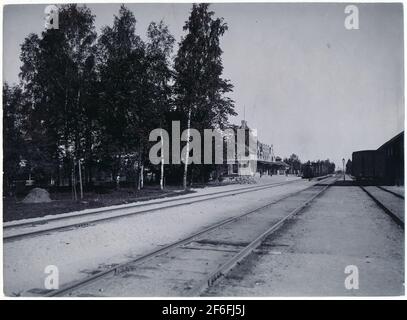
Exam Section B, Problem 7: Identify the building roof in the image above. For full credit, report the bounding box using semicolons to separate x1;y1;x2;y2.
272;161;290;168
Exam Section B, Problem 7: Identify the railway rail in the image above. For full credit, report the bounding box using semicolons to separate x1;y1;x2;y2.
42;175;337;297
359;185;404;229
4;177;323;242
376;186;404;199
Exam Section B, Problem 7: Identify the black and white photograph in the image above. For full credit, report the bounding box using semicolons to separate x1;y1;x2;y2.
1;1;405;300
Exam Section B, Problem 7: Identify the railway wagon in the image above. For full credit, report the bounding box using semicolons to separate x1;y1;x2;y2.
301;161;332;179
352;150;386;182
301;164;314;179
377;131;404;185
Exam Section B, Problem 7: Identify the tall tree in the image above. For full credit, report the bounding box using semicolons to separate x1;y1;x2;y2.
19;4;97;190
174;3;236;189
346;159;352;175
61;4;98;193
145;21;175;189
3;83;28;193
97;5;149;190
284;153;302;173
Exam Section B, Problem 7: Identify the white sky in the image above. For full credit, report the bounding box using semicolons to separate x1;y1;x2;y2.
3;3;405;167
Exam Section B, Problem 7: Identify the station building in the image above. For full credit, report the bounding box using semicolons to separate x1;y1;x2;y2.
225;120;290;177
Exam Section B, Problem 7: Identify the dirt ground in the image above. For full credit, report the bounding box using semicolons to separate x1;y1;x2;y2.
2;186;191;222
2;175;294;222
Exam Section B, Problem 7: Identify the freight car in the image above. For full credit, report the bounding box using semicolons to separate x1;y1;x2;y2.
351;132;404;185
301;161;334;179
301;163;314;179
352;150;386;182
377;132;404;185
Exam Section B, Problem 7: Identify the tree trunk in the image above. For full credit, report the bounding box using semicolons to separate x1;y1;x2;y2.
190;164;194;188
137;161;141;191
115;154;121;190
72;160;77;201
73;88;81;198
64;88;70;188
133;160;139;192
140;164;144;189
137;143;143;191
85;126;93;187
160;128;165;190
183;108;192;190
78;159;83;199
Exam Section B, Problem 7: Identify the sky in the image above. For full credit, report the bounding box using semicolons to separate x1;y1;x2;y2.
3;3;405;168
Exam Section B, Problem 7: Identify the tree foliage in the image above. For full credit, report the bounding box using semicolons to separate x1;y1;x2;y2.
174;3;236;131
4;4;236;192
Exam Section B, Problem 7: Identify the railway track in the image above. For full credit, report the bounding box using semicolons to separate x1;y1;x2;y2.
359;185;404;229
376;186;404;199
43;175;337;297
4;177;318;242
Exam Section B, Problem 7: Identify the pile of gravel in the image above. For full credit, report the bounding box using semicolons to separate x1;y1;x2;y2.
235;176;257;184
22;188;52;203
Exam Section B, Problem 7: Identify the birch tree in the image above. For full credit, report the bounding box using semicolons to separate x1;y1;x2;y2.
174;4;236;189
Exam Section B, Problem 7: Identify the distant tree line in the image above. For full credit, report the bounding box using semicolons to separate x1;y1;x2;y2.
3;4;236;194
346;159;352;174
283;154;336;175
300;159;336;176
283;154;302;173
